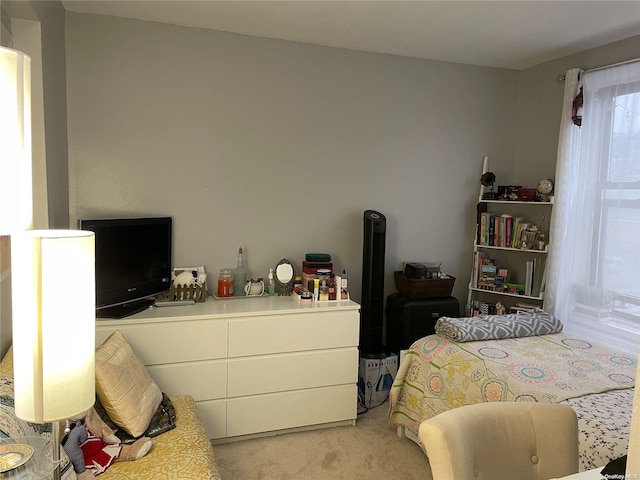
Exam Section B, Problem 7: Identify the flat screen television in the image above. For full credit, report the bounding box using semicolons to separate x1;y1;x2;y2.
78;216;173;318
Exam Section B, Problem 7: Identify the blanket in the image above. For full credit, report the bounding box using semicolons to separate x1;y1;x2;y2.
389;333;635;430
435;311;563;342
388;332;636;471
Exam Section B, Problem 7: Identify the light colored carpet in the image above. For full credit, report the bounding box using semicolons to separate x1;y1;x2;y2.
214;402;433;480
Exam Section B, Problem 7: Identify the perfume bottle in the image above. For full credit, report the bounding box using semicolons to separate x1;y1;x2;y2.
327;274;337;300
268;268;275;296
340;268;349;300
319;279;329;301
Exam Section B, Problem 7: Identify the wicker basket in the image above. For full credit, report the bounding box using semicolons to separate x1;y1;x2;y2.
394;271;455;298
169;283;207;302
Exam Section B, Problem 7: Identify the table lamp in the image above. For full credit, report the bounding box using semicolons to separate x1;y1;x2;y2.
11;230;95;480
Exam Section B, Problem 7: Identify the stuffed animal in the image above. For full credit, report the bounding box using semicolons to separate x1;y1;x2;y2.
61;407;152;478
174;270;196;286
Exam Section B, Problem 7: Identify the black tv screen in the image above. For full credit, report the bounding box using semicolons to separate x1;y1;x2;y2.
78;216;172;318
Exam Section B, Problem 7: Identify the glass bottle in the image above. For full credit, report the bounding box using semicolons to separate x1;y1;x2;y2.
340;268;349;300
268;268;275;296
327;274;337;301
233;246;248;296
319;279;329;301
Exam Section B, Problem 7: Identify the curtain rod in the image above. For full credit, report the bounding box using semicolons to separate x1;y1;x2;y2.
556;56;640;83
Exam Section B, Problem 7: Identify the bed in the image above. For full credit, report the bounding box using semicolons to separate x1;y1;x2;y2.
388;312;637;472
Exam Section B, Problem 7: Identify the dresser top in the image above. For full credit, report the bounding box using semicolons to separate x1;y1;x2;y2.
96;296;360;325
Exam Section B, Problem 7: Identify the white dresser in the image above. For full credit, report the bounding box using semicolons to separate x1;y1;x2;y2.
95;296;360;441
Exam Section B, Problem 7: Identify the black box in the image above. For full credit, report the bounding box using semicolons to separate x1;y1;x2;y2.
385;293;459;354
403;262;427;279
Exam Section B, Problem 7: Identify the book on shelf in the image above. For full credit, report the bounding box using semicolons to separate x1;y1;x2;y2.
514;222;530;249
471;251;489;288
487;215;496;246
502;214;513;248
476;202;488;245
478;213;485;245
532;257;546;297
522;257;546;298
510;217;524;248
525;260;533;296
476;211;542;250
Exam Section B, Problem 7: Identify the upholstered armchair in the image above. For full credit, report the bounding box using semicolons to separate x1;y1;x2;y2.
419;402;579;480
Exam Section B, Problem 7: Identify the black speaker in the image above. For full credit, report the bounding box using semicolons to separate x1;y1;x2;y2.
360;210;386;357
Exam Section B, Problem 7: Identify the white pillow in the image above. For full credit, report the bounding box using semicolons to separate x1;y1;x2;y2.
95;330;162;437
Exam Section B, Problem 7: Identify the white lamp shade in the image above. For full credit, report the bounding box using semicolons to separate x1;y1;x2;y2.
11;230;95;423
0;46;32;234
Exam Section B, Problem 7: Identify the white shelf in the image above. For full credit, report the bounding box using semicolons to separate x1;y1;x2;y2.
474;244;549;254
468;286;544;301
478;199;554;205
468;156;553;314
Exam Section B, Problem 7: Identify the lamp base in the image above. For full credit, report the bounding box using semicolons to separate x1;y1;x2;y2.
52;421;61;480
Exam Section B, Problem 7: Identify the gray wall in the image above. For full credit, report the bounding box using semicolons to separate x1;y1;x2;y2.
514;34;640;186
65;12;520;305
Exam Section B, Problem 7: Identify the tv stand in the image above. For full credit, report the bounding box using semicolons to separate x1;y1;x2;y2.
96;298;155;319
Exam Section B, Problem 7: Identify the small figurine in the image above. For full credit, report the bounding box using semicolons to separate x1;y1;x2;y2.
62;407;152;478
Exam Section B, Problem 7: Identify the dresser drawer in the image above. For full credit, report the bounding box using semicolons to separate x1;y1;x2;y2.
228;348;357;397
226;384;357;437
148;360;227;401
228;310;359;357
96;318;228;364
197;399;227;439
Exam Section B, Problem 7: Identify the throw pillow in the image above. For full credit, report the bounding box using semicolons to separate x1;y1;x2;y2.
95;330;163;437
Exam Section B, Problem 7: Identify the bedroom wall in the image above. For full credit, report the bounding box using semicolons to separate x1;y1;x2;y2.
514;34;640;186
65;12;520;306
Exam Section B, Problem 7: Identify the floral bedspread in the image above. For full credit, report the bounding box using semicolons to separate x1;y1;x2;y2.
388;333;636;471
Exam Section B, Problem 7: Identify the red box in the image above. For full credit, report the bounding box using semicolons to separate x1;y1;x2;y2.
518;188;537;201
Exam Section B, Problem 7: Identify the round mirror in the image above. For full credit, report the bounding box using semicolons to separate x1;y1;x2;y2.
274;258;295;295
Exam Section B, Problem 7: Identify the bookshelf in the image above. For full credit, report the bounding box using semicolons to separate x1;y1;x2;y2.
467;157;554;316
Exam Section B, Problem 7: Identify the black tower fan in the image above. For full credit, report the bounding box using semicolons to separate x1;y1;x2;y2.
360;210;386;358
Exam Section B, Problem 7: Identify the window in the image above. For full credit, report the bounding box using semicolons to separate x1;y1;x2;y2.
598;85;640;322
549;64;640;355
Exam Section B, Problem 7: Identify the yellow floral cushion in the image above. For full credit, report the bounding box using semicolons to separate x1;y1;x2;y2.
98;395;221;480
95;330;162;437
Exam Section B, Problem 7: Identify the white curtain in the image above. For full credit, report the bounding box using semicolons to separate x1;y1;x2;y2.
548;63;640;355
546;68;582;319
